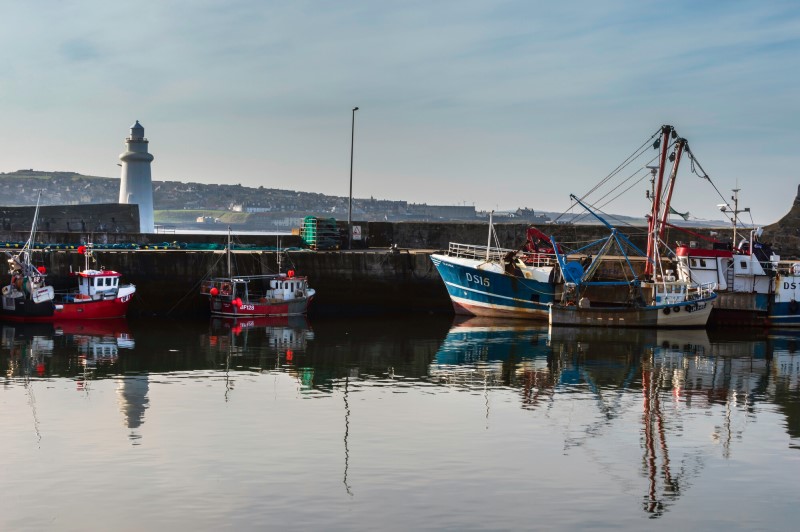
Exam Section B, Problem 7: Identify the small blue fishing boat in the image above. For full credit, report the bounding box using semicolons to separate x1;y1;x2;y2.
430;219;560;319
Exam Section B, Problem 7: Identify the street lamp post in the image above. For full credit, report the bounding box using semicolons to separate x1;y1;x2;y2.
348;106;359;250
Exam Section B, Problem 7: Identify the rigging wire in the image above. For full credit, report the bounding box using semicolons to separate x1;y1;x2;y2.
572;159;659;226
685;144;728;207
684;143;756;229
553;128;661;223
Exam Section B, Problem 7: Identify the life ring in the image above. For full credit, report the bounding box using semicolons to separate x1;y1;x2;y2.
220;283;232;296
790;299;799;314
663;307;671;315
1;285;10;296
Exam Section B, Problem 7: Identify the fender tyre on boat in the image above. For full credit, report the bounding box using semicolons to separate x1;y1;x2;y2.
663;307;671;315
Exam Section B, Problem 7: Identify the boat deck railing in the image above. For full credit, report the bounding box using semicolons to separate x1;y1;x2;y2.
447;242;557;268
692;282;717;299
208;274;299;283
448;242;513;262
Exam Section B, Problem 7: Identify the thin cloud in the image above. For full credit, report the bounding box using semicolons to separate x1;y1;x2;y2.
0;0;798;222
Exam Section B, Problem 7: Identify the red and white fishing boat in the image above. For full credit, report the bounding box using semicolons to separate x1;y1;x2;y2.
2;244;136;322
1;196;136;322
201;272;314;317
200;231;315;317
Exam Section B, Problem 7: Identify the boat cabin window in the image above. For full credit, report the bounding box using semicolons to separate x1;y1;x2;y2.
690;258;714;269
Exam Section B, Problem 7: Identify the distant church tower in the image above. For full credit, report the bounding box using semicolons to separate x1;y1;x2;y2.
118;120;155;233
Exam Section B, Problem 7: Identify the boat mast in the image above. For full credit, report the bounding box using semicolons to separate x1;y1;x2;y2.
22;191;43;267
645;125;674;277
657;137;686;244
14;191;45;281
276;235;282;274
486;211;494;262
226;226;232;278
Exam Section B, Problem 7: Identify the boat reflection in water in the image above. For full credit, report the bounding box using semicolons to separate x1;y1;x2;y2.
210;315;313;348
2;314;800;526
207;315;313;355
206;315;315;393
2;319;134;378
1;318;142;442
432;316;800;518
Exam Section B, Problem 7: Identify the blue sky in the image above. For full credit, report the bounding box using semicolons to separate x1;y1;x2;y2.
1;1;798;223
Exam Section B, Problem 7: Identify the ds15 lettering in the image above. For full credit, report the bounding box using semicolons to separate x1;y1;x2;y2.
465;272;490;287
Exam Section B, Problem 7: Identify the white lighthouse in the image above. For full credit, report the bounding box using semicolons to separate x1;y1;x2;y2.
118;120;155;233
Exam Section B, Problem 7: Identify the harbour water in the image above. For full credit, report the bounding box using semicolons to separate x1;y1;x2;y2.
2;314;800;531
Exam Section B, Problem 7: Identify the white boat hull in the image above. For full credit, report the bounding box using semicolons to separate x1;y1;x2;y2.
549;295;715;328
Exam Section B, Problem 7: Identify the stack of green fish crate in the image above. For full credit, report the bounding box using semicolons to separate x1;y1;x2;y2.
300;216;340;250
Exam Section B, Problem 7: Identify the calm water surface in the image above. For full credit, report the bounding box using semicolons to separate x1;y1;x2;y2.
2;315;800;531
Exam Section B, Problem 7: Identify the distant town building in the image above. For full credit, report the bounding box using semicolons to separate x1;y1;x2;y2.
488;208;551;224
406;203;477;220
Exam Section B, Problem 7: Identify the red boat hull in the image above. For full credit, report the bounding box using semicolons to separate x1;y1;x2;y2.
0;295;133;323
210;296;312;317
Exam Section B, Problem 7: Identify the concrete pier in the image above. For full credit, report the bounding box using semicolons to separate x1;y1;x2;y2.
4;247;450;317
0;220;758;319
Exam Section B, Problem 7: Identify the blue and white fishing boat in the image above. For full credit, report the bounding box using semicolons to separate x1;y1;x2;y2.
430;219;560;319
771;264;800;326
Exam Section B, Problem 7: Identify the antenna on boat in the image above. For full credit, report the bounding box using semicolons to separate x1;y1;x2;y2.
718;188;749;248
